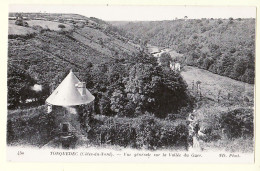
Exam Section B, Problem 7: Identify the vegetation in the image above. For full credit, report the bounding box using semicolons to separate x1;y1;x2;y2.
114;18;255;84
7;13;254;152
58;24;66;28
88;114;189;150
180;65;254;152
181;66;254;105
8;13;139;109
7;106;55;146
220;108;254;139
90;52;193;118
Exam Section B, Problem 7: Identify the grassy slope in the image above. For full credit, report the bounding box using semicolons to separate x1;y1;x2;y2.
181;66;254;152
9;20;72;35
8;15;140;86
181;66;254;104
8;21;36;35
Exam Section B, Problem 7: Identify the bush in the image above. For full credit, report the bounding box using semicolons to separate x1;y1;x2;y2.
15;20;28;27
199;127;221;142
15;20;23;26
58;24;66;29
88;116;135;147
32;25;49;33
220;108;254;139
23;22;29;27
89;114;189;150
134;114;161;149
8;33;36;40
7;106;55;146
99;93;113;116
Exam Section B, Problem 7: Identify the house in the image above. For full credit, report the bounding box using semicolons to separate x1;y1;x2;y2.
45;69;95;148
170;61;181;71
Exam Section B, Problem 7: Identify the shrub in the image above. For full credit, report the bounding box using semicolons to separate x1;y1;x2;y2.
8;33;36;40
14;20;28;27
199;127;221;142
134;114;161;149
100;118;135;147
23;22;29;27
220;108;254;139
99;93;113;116
58;24;66;29
32;25;45;33
7;106;55;146
15;20;23;26
89;114;189;150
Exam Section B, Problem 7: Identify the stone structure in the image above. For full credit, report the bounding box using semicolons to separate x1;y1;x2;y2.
45;70;95;148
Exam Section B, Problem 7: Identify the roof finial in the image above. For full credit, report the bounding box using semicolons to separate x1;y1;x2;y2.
70;69;73;73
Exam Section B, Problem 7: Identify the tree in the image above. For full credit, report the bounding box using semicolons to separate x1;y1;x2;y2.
126;52;157;66
99;93;113;116
232;58;247;79
202;57;214;70
14;13;28;27
124;64;160;114
110;89;127;115
8;66;36;108
90;63;109;92
123;63;191;117
58;24;66;29
155;69;191;117
160;52;172;68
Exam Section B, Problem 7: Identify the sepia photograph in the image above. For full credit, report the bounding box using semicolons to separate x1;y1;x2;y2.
6;5;256;163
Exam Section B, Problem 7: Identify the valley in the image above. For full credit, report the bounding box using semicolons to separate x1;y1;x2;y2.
7;13;255;153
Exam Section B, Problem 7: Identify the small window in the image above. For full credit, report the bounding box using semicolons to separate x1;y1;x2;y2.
47;105;52;113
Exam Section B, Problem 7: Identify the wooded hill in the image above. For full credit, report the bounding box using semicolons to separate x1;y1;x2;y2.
112;18;255;84
8;13;192;117
8;13;141;108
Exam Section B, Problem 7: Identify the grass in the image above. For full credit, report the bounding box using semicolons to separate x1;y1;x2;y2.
8;21;37;36
8;105;46;120
181;66;254;153
181;66;254;105
27;20;72;31
8;20;72;36
199;137;254;153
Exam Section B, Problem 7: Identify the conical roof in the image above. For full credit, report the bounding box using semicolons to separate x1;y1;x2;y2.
46;70;95;106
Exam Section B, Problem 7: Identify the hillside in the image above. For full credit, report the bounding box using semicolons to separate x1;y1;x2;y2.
7;13;254;152
8;13;141;108
111;18;255;84
181;66;254;105
180;65;254;152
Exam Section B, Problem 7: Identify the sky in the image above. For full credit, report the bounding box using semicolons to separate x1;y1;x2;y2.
9;5;256;21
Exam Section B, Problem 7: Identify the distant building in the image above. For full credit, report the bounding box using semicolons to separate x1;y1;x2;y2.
170;61;181;71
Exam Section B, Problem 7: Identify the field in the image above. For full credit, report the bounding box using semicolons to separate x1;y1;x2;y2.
181;66;254;152
8;21;37;35
8;20;72;35
181;66;254;105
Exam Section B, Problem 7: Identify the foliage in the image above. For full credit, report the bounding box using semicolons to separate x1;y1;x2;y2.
8;66;35;108
160;52;172;68
88;51;192;118
7;106;55;146
58;24;66;29
220;108;254;139
88;114;189;150
8;15;193;144
117;19;255;84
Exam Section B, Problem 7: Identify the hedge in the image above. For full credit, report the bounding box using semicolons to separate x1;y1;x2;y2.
7;106;55;147
220;108;254;139
88;114;189;150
